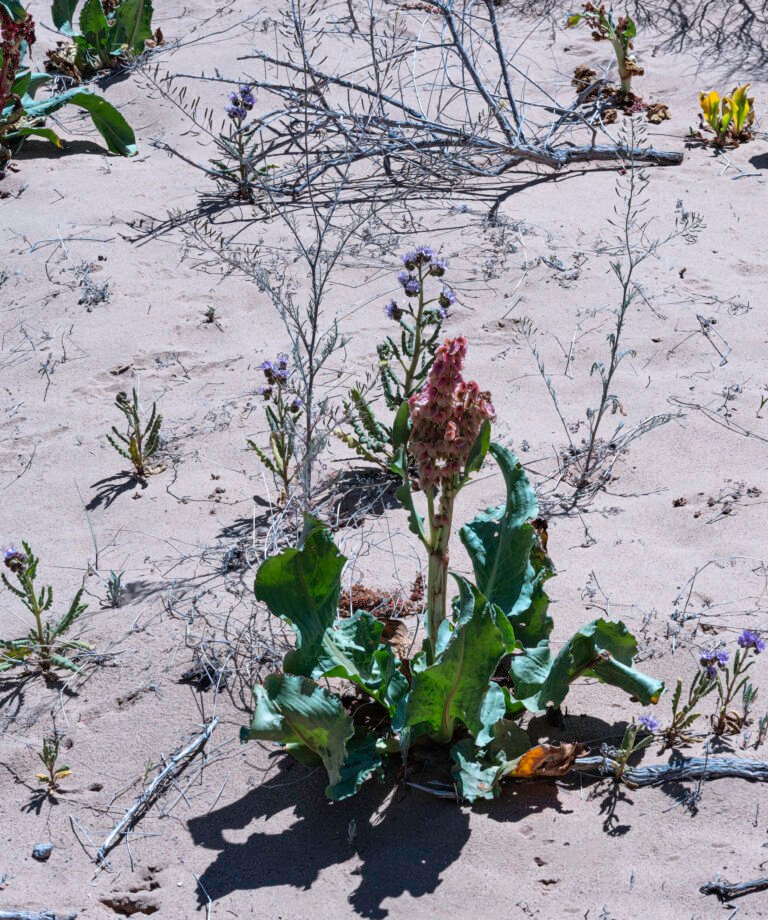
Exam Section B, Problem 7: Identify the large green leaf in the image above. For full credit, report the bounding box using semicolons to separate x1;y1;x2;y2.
509;618;664;713
327;733;385;801
241;674;353;795
315;609;409;717
460;442;554;646
254;516;346;676
78;0;111;65
18;88;137;157
111;0;153;54
406;580;512;745
0;0;28;21
51;0;80;34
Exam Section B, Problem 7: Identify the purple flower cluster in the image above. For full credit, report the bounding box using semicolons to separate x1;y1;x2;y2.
257;354;302;413
401;247;447;277
737;629;765;654
397;271;420;297
384;300;403;321
439;287;456;310
700;648;729;680
637;714;659;733
226;84;256;121
3;545;27;574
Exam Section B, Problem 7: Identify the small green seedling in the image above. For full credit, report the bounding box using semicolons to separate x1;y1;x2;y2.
566;4;643;95
1;543;89;674
36;733;72;792
699;85;754;146
105;570;124;608
661;670;716;748
607;718;655;783
106;388;163;479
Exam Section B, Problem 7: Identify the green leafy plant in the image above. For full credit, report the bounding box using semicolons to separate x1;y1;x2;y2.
242;336;663;802
248;352;303;504
1;543;89;674
710;631;764;735
661;670;716;749
339;247;454;471
47;0;158;80
106;388;163;479
606;717;655;782
36;733;72;792
566;4;643;96
699;85;755;146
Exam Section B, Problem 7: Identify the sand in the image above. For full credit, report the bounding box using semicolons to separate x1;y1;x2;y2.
1;0;767;917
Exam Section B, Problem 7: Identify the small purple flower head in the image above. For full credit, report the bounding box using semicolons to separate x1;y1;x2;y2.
384;299;403;321
239;85;255;109
257;385;273;400
439;287;457;310
425;306;447;324
429;257;448;277
401;246;434;271
638;714;660;734
261;355;291;386
3;546;27;574
738;629;765;654
288;396;303;414
226;104;247;121
700;648;728;678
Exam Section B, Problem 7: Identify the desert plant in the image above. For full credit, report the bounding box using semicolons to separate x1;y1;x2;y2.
0;1;137;174
106;388;162;479
661;669;717;748
35;733;72;792
339;247;454;471
248;352;303;504
105;569;123;607
711;631;764;735
566;4;643;96
1;543;89;674
606;716;656;781
242;337;663;802
47;0;158;80
699;85;755;146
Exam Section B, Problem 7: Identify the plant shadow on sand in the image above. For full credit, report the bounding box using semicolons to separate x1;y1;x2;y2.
189;754;567;919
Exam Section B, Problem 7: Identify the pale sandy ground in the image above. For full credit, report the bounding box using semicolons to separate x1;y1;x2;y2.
1;0;768;918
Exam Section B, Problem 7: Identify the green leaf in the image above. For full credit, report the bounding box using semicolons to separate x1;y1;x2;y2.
0;0;28;22
314;610;409;717
51;0;80;34
460;442;554;646
509;618;664;713
241;674;353;795
110;0;153;53
78;0;111;65
391;399;410;449
565;13;582;28
450;720;530;801
327;733;385;801
254;516;346;676
11;127;63;147
65;91;137;156
20;88;137;157
53;588;87;636
406;583;510;745
392;446;426;545
463;419;491;478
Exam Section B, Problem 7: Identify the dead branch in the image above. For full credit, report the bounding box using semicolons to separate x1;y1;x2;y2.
0;912;77;920
574;754;768;786
700;876;768;901
95;717;219;864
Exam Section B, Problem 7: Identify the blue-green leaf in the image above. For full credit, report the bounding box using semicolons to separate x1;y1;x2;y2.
111;0;153;53
254;516;345;676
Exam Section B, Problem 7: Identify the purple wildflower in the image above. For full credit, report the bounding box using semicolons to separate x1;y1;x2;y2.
429;257;448;277
401;246;434;270
439;287;456;310
3;546;27;574
226;104;247;121
239;85;255;109
261;355;291;386
738;629;765;654
638;714;660;733
257;385;273;400
384;299;403;321
288;396;303;414
700;648;728;679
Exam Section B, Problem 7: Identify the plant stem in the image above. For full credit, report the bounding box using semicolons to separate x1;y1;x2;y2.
23;573;49;670
425;488;453;661
402;265;426;398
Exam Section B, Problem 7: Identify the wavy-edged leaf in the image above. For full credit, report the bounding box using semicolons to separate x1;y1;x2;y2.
315;610;409;717
327;733;385;801
78;0;110;64
254;516;345;676
241;674;353;795
509;618;664;713
460;442;554;646
406;582;511;745
450;719;531;801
